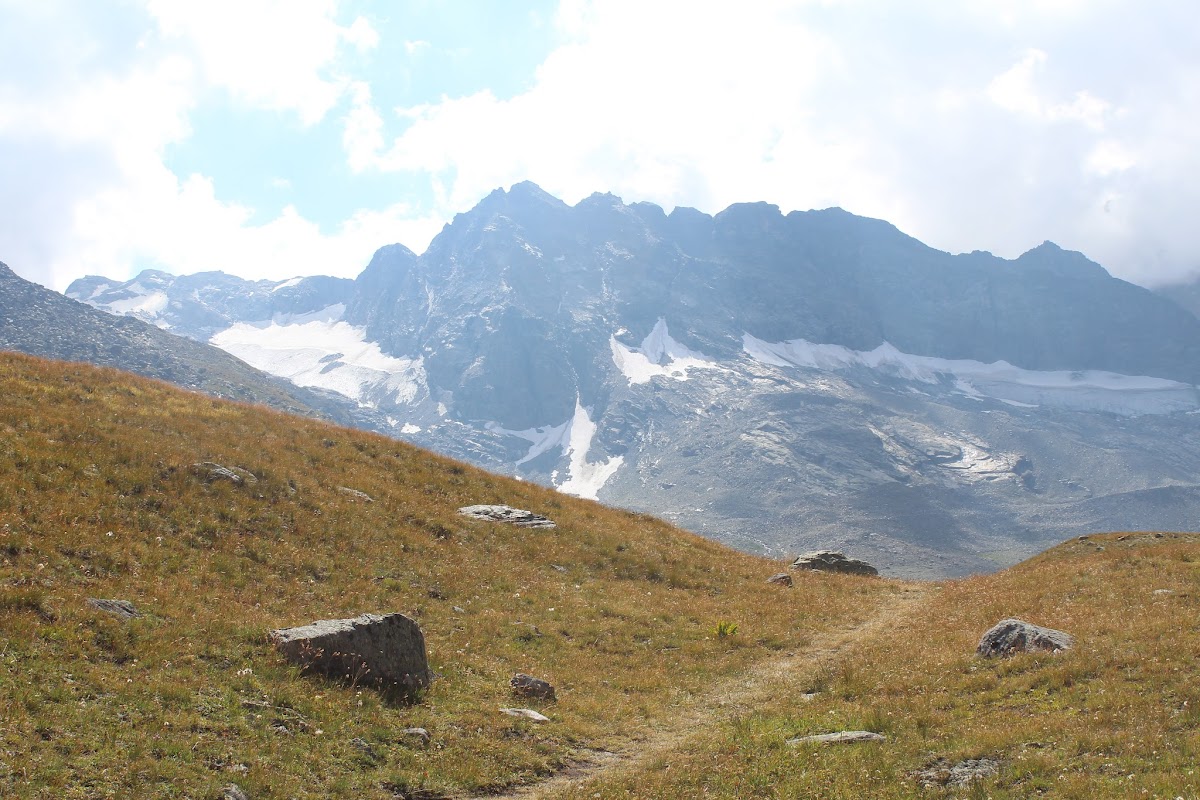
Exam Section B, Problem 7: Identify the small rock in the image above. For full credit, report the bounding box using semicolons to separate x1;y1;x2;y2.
400;727;431;746
192;462;257;486
913;757;1001;788
510;673;556;700
500;708;550;723
787;730;885;745
221;785;249;800
269;613;432;693
350;737;381;762
87;598;139;619
1153;588;1173;596
551;564;568;573
452;606;466;613
977;618;1073;657
790;550;878;576
766;572;793;586
337;487;373;502
458;505;556;529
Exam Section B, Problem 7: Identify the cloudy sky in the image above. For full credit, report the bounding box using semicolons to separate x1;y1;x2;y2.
1;1;1198;291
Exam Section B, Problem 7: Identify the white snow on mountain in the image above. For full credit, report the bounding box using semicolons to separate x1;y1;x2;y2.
102;284;170;320
557;401;624;500
610;318;720;385
742;333;1200;416
487;402;623;500
209;305;427;409
271;277;304;292
485;419;572;466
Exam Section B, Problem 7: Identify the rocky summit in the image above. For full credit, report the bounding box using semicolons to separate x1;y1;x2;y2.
63;183;1200;577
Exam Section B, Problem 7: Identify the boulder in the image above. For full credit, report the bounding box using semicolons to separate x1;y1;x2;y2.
977;618;1073;657
270;613;432;693
791;550;878;576
458;505;556;529
87;598;139;619
787;730;886;745
221;785;249;800
399;727;431;746
766;572;793;586
510;673;556;700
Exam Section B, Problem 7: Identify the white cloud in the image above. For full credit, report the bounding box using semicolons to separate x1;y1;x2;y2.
345;0;1200;287
0;0;409;290
143;0;377;125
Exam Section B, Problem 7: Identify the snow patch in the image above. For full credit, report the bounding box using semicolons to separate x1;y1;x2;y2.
558;402;624;500
611;319;720;385
401;423;422;434
743;333;1199;416
488;403;623;500
271;277;304;292
107;290;169;318
209;310;426;408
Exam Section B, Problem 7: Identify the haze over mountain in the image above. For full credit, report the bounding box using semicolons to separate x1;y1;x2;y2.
66;183;1200;577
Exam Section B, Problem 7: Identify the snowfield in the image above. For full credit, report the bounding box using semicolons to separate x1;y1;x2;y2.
743;333;1200;416
610;318;720;385
209;305;427;409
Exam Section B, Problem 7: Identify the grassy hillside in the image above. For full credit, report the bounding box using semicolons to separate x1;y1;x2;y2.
3;351;1197;799
0;352;896;798
564;532;1200;799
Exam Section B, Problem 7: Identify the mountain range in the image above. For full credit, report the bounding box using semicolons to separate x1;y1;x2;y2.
42;182;1200;577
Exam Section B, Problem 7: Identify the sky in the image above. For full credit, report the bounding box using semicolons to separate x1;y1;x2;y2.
1;1;1198;292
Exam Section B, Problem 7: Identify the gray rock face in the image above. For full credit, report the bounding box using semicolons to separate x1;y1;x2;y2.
977;618;1074;657
510;673;556;700
60;184;1200;581
458;505;556;529
787;730;886;745
270;613;432;692
791;551;879;576
87;598;139;618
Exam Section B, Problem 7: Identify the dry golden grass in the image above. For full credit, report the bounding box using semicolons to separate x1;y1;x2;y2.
0;352;896;798
567;532;1200;799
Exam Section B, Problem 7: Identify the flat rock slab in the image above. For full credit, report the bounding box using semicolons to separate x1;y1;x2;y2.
791;550;878;576
977;618;1073;657
337;487;373;502
270;613;432;692
914;757;1001;788
192;462;257;485
458;505;556;529
788;730;886;745
766;572;793;586
500;707;550;722
87;598;139;619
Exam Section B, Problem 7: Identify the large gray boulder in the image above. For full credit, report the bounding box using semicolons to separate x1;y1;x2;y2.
977;618;1073;657
270;613;432;692
791;550;878;576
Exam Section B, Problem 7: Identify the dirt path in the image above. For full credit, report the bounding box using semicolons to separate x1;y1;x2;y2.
470;582;931;800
